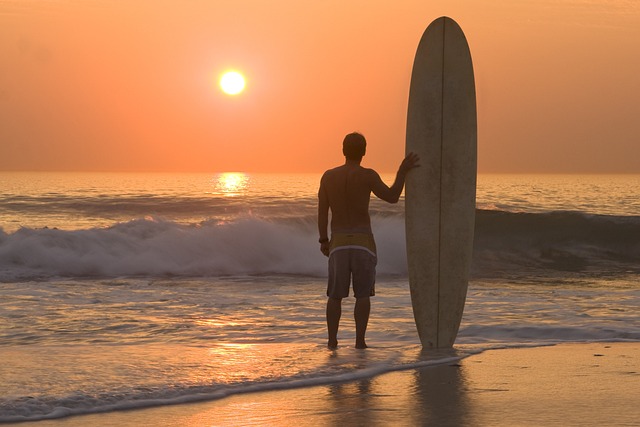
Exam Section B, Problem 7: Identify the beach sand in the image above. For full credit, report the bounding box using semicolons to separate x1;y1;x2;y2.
15;343;639;427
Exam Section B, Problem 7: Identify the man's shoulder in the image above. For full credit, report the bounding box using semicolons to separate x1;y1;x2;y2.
360;166;378;175
323;165;342;174
322;165;379;181
321;165;346;179
358;167;380;181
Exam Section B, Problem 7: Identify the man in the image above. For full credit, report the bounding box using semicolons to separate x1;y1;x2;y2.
318;132;419;349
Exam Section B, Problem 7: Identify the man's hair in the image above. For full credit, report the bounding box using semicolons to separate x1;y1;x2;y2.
342;132;366;160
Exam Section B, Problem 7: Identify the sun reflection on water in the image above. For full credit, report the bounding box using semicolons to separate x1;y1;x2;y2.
203;343;307;384
213;172;250;196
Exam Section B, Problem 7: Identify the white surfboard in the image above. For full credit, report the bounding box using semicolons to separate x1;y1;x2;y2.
405;17;477;348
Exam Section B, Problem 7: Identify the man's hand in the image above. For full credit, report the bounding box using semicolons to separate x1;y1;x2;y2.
320;241;330;257
399;152;420;175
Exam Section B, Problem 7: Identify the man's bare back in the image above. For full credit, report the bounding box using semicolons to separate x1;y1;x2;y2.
318;156;418;256
319;164;382;234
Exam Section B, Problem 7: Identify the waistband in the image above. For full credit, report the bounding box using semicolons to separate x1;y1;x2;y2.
329;233;377;257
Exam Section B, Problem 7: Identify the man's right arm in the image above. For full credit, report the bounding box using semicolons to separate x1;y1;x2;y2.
370;153;420;203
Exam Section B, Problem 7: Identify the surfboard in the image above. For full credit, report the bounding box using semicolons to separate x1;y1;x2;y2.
405;17;477;348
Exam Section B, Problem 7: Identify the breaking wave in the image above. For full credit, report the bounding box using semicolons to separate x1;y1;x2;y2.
0;210;638;281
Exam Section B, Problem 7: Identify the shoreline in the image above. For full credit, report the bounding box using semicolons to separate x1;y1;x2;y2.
9;342;639;427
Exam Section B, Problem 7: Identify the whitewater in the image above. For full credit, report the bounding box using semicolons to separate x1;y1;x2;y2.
0;172;638;422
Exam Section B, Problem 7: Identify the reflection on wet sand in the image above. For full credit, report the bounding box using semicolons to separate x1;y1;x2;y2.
412;352;471;426
324;348;470;426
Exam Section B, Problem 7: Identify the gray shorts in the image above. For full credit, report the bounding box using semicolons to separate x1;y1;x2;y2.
327;248;377;299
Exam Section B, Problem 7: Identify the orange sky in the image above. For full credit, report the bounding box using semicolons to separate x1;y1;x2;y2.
1;0;639;173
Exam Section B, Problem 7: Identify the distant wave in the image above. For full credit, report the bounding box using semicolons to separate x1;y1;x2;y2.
473;209;640;275
0;210;638;281
0;194;318;221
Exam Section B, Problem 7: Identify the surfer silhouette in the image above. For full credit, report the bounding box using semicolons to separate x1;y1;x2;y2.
318;132;419;349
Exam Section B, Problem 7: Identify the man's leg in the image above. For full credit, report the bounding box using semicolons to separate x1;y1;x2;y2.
354;296;370;349
326;297;342;349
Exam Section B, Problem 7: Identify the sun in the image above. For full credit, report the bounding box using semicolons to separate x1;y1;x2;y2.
219;71;246;95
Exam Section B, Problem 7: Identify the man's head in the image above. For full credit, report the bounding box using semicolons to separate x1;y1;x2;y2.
342;132;366;161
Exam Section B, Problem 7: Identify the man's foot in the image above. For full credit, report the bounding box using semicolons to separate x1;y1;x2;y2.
328;339;338;350
355;341;367;349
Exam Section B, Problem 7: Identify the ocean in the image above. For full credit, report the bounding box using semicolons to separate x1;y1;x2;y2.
0;172;639;423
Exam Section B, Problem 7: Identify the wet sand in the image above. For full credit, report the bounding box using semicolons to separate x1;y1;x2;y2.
16;343;639;426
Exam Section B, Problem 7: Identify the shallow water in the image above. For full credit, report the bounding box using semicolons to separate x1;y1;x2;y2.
1;276;638;422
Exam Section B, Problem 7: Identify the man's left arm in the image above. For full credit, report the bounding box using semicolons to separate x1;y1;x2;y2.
318;177;330;256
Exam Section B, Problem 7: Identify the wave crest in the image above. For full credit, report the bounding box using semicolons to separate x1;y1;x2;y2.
1;210;638;281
